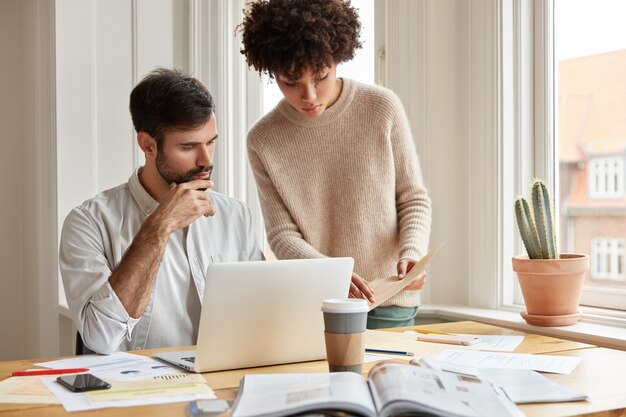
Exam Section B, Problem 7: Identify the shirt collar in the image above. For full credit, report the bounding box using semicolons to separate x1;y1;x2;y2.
128;167;159;216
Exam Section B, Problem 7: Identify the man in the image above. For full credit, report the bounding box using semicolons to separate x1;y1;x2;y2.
60;68;263;354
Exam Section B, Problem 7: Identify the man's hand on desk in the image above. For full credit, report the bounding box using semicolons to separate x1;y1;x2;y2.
397;258;426;291
348;272;375;303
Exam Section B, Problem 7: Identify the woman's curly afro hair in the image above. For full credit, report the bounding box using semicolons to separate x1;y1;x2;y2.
238;0;362;80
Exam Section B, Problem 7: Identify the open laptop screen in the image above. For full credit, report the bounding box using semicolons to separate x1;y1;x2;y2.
156;257;354;373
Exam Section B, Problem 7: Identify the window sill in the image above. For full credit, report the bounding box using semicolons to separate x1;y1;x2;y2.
419;304;626;351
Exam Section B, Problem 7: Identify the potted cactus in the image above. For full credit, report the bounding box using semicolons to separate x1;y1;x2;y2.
513;179;589;326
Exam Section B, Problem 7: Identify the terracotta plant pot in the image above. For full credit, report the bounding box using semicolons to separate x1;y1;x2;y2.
512;253;589;326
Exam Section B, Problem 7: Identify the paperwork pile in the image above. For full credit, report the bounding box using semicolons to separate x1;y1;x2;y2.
36;352;215;412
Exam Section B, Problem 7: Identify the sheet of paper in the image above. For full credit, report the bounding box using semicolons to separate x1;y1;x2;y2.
0;375;59;404
368;243;443;310
85;382;211;403
477;368;587;403
364;354;411;363
458;334;524;351
36;351;184;382
406;332;524;352
42;374;216;412
428;349;582;374
419;358;587;404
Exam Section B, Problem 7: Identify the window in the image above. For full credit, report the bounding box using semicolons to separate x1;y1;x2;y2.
555;0;626;310
588;157;624;199
591;238;625;282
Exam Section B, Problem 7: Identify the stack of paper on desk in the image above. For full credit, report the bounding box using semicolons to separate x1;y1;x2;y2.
364;329;494;359
36;352;216;412
425;349;582;374
420;358;587;404
35;351;184;382
0;375;59;404
405;331;525;351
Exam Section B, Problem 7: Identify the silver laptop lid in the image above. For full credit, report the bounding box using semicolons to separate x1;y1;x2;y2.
194;257;354;372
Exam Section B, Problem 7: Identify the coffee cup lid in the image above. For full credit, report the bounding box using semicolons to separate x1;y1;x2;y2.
321;298;369;313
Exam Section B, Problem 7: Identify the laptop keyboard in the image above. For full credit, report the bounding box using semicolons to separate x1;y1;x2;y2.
182;356;196;363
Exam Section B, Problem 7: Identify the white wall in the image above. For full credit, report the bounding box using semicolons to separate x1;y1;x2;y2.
0;0;25;360
383;0;501;307
384;0;472;305
0;0;59;361
55;0;187;247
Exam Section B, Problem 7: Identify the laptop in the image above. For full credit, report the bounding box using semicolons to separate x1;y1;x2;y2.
154;257;354;372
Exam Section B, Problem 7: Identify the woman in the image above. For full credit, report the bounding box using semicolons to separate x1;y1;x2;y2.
238;0;431;329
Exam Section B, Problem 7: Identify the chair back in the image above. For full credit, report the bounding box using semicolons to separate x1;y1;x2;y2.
75;332;96;355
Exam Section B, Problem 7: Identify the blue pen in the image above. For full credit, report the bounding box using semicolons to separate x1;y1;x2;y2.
365;348;414;356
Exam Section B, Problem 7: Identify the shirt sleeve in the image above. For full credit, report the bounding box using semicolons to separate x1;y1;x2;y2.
59;207;140;354
387;92;432;261
247;140;326;260
243;204;266;261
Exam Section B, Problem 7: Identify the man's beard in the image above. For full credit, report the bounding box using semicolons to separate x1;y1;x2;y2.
155;151;212;189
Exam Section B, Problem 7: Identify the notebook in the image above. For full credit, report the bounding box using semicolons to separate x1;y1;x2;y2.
154;257;354;372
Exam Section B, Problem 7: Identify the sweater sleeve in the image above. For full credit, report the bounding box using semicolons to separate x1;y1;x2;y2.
247;138;326;260
387;92;432;261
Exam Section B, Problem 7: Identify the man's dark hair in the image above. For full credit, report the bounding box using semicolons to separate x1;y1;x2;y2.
129;68;215;148
238;0;361;80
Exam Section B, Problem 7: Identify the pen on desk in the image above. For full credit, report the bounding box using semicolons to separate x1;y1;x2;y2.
414;329;456;336
416;333;482;346
365;348;414;356
12;368;90;377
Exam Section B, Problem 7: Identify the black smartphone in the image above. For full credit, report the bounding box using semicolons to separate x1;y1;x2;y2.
56;373;111;392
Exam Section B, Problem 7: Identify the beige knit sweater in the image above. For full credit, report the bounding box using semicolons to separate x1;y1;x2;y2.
247;78;431;307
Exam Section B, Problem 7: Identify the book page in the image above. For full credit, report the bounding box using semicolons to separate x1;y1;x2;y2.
367;363;523;417
232;373;377;417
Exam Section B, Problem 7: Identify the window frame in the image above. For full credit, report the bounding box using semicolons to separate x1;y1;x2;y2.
551;0;626;312
469;0;626;319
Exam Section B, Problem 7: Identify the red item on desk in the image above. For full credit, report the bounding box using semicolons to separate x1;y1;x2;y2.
11;367;90;377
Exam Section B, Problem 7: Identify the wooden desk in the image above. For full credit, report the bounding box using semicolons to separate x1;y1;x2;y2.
1;321;624;417
520;348;626;417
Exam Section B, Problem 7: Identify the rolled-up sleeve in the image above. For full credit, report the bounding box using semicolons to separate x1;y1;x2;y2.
59;207;139;354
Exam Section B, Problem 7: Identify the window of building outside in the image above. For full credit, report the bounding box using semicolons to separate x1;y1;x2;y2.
588;157;624;199
591;237;625;281
556;0;626;310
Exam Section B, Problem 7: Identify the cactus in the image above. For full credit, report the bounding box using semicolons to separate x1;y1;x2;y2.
514;179;559;259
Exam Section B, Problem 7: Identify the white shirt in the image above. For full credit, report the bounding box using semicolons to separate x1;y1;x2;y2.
59;169;263;354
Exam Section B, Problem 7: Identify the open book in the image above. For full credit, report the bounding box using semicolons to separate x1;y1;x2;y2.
231;362;523;417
